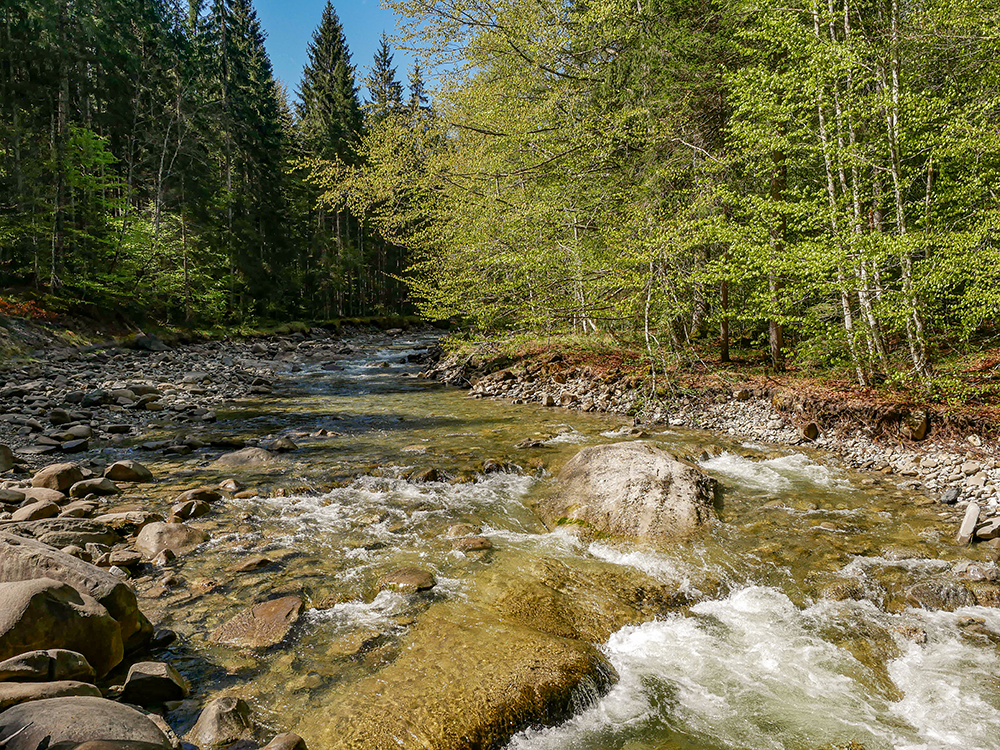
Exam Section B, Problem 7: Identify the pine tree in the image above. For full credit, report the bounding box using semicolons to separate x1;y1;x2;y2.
407;62;429;121
366;33;403;123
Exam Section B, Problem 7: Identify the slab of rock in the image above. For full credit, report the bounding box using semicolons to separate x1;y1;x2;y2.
174;487;222;504
0;696;172;749
0;649;95;683
906;580;977;611
21;487;66;504
69;478;120;498
93;511;163;536
188;696;254;748
975;517;1000;541
11;501;60;522
379;568;436;594
119;661;190;706
0;680;101;711
210;447;277;470
0;489;25;504
171;500;210;521
957;502;981;545
0;446;13;473
0;578;123;677
31;463;84;492
262;733;307;750
6;519;120;549
105;460;153;483
297;604;616;750
538;442;718;540
210;596;303;648
0;533;152;652
134;522;209;558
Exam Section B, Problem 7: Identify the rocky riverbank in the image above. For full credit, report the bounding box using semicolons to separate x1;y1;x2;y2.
419;345;1000;547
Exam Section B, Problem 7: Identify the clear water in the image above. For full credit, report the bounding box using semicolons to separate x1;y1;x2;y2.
102;333;1000;749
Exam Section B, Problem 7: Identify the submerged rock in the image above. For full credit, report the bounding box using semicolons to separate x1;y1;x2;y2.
538;441;718;540
299;603;616;750
210;596;303;649
210;447;277;469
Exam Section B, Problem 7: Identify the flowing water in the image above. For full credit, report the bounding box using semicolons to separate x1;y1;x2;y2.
122;333;1000;750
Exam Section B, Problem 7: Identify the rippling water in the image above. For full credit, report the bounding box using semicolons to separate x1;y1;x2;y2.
117;333;1000;749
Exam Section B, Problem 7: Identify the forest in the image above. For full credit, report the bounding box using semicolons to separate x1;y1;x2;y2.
3;0;1000;390
0;0;423;322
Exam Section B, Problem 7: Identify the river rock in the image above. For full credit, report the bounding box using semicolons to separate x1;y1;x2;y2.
188;696;254;748
906;580;976;611
0;446;13;473
957;502;981;545
210;447;277;469
11;501;60;522
68;478;119;498
262;733;307;750
104;460;154;483
900;409;931;441
0;533;152;652
174;487;221;504
379;567;436;594
5;519;120;551
0;578;123;677
21;487;66;504
298;603;616;750
210;596;303;648
0;696;172;749
171;500;210;521
0;680;101;711
538;441;718;539
119;661;190;706
31;463;84;493
134;522;209;558
0;649;95;683
93;511;163;536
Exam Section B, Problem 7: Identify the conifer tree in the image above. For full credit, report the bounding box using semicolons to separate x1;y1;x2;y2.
367;33;403;123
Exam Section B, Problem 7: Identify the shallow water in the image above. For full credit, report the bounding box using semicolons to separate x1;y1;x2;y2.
109;333;1000;749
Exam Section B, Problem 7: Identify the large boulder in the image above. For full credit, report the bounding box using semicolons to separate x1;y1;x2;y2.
5;519;121;548
0;680;101;711
188;697;254;748
0;649;95;683
119;662;190;707
537;442;718;540
0;534;152;652
210;596;303;649
134;523;209;558
0;578;123;678
0;696;173;749
296;603;616;750
31;464;84;493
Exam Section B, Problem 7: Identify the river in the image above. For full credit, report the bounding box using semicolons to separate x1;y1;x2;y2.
130;332;1000;750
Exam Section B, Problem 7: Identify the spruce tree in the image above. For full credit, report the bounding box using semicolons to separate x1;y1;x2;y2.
407;62;429;121
366;33;403;123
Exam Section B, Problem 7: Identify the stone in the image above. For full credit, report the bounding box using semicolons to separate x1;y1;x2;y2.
11;501;60;522
940;486;961;505
210;596;303;648
92;511;163;536
900;409;931;441
119;661;190;706
171;500;210;521
60;439;89;454
975;517;1000;541
231;555;272;573
297;604;616;750
262;733;307;750
800;422;820;441
0;445;13;473
379;568;436;594
0;578;123;677
0;649;95;683
906;581;976;611
0;696;172;749
0;489;25;504
188;696;254;748
210;447;277;469
21;487;66;504
538;441;718;540
0;533;152;652
409;468;439;483
453;536;493;552
957;502;981;545
0;680;101;711
7;519;120;549
134;522;209;558
541;394;556;407
269;437;298;452
31;463;84;492
68;478;120;498
174;487;221;504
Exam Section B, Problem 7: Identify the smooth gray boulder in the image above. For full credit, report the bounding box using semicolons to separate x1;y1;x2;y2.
104;460;154;483
0;578;123;677
0;696;172;749
31;464;84;493
134;523;208;558
0;534;152;652
210;447;276;469
0;680;101;711
538;441;718;539
188;696;254;748
119;661;189;706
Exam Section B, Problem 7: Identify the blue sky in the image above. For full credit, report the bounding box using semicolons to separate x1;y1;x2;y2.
255;0;418;103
